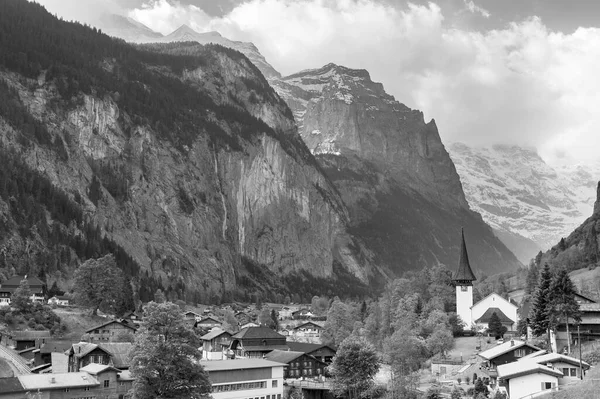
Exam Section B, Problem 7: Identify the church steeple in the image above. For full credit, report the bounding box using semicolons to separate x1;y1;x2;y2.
453;228;477;285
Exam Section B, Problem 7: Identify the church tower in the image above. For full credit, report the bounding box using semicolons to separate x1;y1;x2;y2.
453;229;477;329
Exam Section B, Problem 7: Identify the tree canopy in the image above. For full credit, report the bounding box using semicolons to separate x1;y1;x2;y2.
329;336;380;399
129;301;211;399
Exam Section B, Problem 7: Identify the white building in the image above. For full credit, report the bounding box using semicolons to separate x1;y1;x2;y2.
201;359;285;399
498;361;562;399
519;352;590;384
453;231;518;331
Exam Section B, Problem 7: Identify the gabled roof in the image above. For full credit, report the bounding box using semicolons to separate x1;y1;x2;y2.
201;328;232;341
85;319;137;333
1;275;45;288
265;350;307;364
198;316;221;324
478;340;541;361
0;377;23;393
98;342;133;369
10;330;52;340
200;359;286;371
574;292;597;304
184;311;201;316
40;340;74;354
18;372;100;390
498;361;563;380
453;229;477;282
70;343;107;359
525;353;591;369
80;363;121;375
286;341;336;353
242;345;290;352
232;326;285;340
475;308;515;324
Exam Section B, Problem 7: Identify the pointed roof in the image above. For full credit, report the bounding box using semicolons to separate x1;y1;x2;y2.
453;229;477;282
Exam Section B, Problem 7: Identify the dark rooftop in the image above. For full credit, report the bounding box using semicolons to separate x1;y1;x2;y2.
452;229;477;282
475;307;514;324
232;326;285;340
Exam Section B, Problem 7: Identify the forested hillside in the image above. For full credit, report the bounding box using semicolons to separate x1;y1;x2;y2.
0;0;372;305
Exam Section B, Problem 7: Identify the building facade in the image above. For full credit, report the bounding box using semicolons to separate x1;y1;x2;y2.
85;320;137;342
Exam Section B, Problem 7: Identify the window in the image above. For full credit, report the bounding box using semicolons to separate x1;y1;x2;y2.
272;380;278;388
84;387;90;391
563;368;569;376
278;395;282;399
514;349;526;358
570;368;577;377
64;388;70;392
461;286;468;292
104;380;110;388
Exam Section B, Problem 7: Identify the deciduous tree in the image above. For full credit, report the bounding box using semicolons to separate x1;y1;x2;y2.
129;301;211;399
12;278;33;313
329;336;380;399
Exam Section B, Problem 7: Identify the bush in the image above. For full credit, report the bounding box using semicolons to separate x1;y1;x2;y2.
467;388;475;396
34;324;46;331
583;350;600;365
27;318;36;328
4;312;13;324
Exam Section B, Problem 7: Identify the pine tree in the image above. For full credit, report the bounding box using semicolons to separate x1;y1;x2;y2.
488;312;507;339
548;268;581;353
529;264;553;346
525;263;539;295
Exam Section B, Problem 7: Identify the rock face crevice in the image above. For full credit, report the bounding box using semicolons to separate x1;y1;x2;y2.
271;63;521;276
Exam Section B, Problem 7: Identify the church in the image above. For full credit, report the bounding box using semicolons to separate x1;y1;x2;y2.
453;230;519;332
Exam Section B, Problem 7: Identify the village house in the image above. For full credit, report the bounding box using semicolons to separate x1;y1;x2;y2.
477;340;541;384
278;307;293;320
201;328;233;360
47;295;70;306
0;367;134;399
291;309;313;320
240;321;259;330
201;358;285;399
4;330;51;351
497;361;562;399
85;320;137;342
235;311;253;326
286;342;337;365
228;327;288;358
34;340;72;369
184;310;202;321
0;275;46;305
265;350;327;378
519;352;591;383
67;342;133;372
291;322;324;339
197;316;222;330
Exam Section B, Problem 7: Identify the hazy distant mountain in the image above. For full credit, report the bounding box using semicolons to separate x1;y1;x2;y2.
95;14;163;43
448;143;600;262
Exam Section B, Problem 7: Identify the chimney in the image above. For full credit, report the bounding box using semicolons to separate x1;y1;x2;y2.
510;340;515;347
50;377;56;383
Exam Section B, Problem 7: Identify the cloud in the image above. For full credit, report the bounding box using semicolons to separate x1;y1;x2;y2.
463;0;490;18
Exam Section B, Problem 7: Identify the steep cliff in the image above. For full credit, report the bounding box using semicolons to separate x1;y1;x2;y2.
272;64;522;276
0;0;370;303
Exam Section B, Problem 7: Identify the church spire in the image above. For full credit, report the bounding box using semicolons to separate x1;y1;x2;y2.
453;228;477;284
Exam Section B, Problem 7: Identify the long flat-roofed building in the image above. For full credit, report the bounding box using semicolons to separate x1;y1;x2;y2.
201;359;285;399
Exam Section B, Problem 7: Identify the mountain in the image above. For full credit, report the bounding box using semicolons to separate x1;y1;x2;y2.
94;14;164;43
538;181;600;274
448;143;600;263
0;0;371;304
270;63;522;276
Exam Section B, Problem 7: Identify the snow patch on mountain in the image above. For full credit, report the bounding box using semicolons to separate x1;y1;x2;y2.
448;143;600;262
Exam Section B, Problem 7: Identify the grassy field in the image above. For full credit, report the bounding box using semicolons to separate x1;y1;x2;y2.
52;307;109;340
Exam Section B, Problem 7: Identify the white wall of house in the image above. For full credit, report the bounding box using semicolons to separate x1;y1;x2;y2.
472;293;518;330
507;373;558;399
211;367;284;399
548;361;584;383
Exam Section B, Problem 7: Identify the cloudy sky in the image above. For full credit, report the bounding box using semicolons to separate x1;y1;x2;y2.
35;0;600;166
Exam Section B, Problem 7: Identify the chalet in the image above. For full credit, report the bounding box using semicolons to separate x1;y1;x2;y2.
197;316;222;330
228;327;288;358
47;295;70;306
556;301;600;350
292;321;324;338
278;307;293;320
265;350;327;378
292;309;313;320
478;340;541;383
201;328;233;360
235;311;253;326
497;361;562;399
85;319;137;342
286;342;336;364
6;330;51;350
68;342;133;372
0;275;46;305
201;359;285;399
240;321;259;330
184;310;202;321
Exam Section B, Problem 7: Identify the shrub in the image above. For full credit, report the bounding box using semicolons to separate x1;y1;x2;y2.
34;324;46;331
27;318;36;328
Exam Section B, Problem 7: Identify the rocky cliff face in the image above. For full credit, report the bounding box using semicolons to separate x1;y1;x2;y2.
448;143;600;262
271;64;521;276
0;3;370;303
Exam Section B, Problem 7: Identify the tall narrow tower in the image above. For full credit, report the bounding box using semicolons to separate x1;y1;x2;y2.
453;229;477;329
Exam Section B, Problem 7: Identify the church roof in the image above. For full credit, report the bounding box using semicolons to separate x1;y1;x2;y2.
475;307;514;324
453;229;477;282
